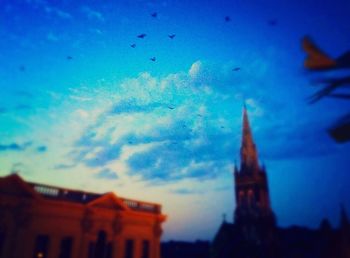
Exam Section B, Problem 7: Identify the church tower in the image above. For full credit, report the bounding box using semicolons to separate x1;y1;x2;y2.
233;106;277;256
234;106;275;224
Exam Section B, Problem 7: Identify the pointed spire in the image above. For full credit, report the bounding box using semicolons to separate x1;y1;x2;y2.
240;105;259;172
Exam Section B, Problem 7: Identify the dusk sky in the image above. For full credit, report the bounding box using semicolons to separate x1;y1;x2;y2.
0;0;350;241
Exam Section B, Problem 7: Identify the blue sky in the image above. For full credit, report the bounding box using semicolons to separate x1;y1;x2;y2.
0;0;350;240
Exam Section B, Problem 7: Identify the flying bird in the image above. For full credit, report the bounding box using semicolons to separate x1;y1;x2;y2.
232;67;241;71
168;34;176;39
151;12;157;18
130;44;136;48
66;56;73;60
167;106;175;110
225;16;231;22
268;19;278;26
137;34;147;39
302;36;350;70
150;57;156;62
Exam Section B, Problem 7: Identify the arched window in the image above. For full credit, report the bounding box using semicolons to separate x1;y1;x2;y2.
247;189;254;206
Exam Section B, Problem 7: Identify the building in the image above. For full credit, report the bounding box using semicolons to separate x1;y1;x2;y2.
0;174;166;258
211;106;350;258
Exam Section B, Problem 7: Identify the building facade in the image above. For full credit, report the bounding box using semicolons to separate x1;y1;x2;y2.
0;174;166;258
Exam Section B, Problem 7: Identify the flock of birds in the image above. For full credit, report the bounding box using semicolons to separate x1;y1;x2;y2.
17;11;280;72
126;12;277;67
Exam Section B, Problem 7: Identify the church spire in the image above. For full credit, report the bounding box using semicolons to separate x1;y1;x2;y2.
240;105;259;172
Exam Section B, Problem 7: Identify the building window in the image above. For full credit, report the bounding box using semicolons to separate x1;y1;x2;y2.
58;237;73;258
124;239;134;258
105;242;113;258
141;240;150;258
32;235;50;258
88;242;95;258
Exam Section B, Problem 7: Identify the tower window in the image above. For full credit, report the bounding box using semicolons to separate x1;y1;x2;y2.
248;189;254;205
124;239;134;258
32;235;50;258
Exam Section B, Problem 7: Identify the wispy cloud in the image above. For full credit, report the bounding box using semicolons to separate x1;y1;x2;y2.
81;6;105;22
95;168;118;180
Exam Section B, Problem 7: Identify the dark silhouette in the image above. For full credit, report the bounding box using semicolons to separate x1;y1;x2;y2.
162;241;210;258
168;34;176;39
308;76;350;104
150;57;156;62
167;106;175;110
268;19;278;26
137;34;147;39
210;107;350;258
224;16;231;22
302;36;350;70
151;12;157;18
302;36;350;143
130;43;136;48
328;113;350;143
232;67;241;71
66;56;73;60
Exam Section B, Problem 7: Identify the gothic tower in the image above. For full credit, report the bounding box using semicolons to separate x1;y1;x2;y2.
233;106;278;258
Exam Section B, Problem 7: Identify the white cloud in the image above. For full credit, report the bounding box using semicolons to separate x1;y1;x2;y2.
189;60;202;79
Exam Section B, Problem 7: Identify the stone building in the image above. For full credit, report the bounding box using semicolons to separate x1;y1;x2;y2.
0;174;166;258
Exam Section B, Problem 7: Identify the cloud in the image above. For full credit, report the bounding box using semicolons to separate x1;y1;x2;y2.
95;168;118;180
189;61;202;79
0;142;32;152
81;6;105;22
47;32;59;42
44;6;72;19
68;59;343;184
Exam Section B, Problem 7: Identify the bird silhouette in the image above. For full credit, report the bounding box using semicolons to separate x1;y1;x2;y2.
130;44;136;48
150;57;156;62
225;16;231;22
151;12;157;18
268;19;278;26
232;67;241;71
167;106;175;110
168;34;176;39
137;34;147;39
66;56;73;60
